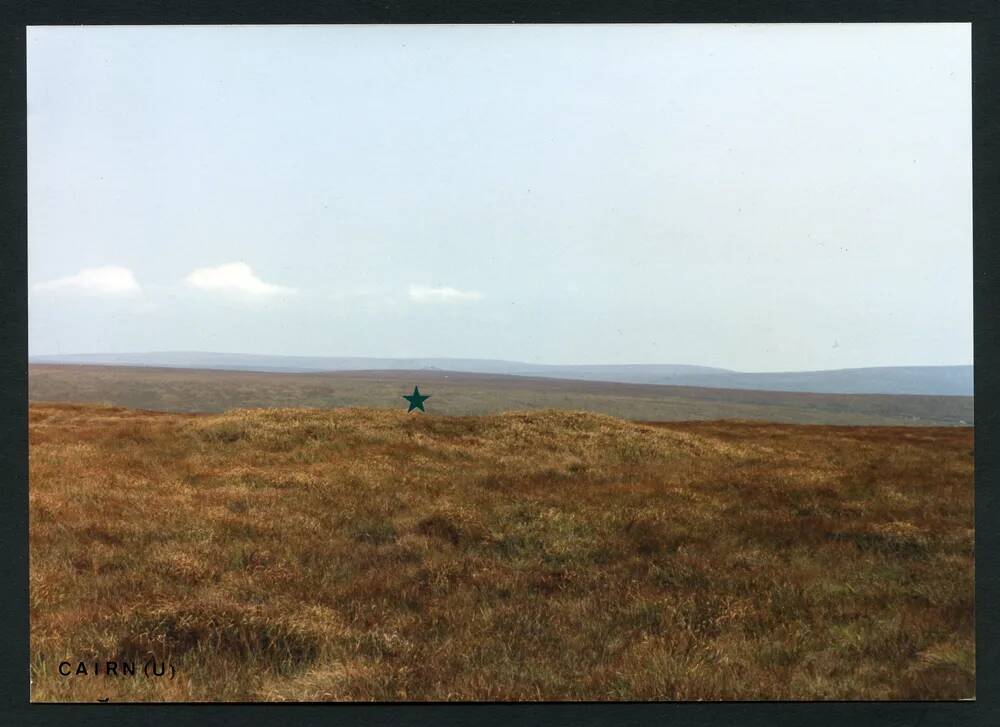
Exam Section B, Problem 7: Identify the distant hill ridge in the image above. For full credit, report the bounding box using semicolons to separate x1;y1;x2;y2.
29;352;974;397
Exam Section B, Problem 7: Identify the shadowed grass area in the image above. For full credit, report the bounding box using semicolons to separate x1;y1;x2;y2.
29;403;973;701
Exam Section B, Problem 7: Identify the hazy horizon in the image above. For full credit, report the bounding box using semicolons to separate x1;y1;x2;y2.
29;349;974;376
28;24;972;372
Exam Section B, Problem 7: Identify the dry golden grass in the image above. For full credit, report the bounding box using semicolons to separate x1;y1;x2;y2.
29;403;974;701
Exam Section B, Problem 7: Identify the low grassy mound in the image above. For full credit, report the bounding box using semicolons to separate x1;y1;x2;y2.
29;403;974;701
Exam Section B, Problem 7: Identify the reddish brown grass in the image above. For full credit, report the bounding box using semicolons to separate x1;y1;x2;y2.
29;403;974;701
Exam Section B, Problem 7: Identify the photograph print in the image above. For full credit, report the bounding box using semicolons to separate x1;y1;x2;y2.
27;23;973;701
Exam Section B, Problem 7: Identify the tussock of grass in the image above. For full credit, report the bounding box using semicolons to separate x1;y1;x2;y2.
29;404;973;701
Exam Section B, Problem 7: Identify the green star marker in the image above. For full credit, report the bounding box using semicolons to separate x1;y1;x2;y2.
403;385;430;413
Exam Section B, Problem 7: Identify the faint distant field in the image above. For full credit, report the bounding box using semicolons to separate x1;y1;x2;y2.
29;364;973;425
30;403;973;701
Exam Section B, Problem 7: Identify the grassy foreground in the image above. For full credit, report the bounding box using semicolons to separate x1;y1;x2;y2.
29;403;974;701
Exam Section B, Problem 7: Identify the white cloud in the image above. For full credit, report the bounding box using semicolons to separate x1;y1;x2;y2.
408;285;482;303
33;266;140;295
184;262;296;296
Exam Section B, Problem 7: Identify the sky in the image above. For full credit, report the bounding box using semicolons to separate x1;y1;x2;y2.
27;24;972;371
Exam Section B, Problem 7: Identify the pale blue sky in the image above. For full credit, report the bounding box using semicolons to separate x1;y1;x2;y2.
28;24;971;371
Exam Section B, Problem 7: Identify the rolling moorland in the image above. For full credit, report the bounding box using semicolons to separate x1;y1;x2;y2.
29;352;975;395
30;403;973;701
28;364;973;426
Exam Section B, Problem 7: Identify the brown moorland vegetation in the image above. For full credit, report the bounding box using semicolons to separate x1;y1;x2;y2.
29;363;974;425
29;403;974;701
